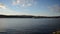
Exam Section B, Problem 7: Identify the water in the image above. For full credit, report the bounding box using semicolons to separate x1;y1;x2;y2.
0;18;60;34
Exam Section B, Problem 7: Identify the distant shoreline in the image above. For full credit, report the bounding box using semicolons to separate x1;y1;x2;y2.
0;15;60;18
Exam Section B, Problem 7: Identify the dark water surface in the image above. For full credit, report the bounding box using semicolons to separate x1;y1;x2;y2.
0;18;60;34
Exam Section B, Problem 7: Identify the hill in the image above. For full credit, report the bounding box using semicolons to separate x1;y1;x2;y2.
0;15;60;18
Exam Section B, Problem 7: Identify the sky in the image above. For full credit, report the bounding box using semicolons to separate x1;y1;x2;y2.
0;0;60;16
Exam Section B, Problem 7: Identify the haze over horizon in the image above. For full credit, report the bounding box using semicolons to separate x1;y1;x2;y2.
0;0;60;16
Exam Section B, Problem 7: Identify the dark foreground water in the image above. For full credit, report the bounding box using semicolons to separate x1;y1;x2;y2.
0;18;60;34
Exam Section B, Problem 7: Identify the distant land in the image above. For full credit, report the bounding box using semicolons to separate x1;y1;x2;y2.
0;15;60;18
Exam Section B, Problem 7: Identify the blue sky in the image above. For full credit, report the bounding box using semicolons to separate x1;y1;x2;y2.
0;0;60;16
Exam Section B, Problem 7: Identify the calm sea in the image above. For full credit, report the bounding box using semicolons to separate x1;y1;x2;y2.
0;18;60;34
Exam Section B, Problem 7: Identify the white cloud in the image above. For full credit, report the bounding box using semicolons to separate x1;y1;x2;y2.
0;9;28;15
0;3;34;15
17;0;20;4
0;8;32;15
0;3;7;9
12;1;17;5
27;3;32;6
48;4;60;12
12;0;36;7
0;3;24;15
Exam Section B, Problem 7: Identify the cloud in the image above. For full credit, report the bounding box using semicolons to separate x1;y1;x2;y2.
0;8;32;15
0;3;33;15
48;4;60;12
17;0;20;4
12;0;36;7
0;3;7;9
12;1;17;5
27;3;32;6
0;9;25;15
